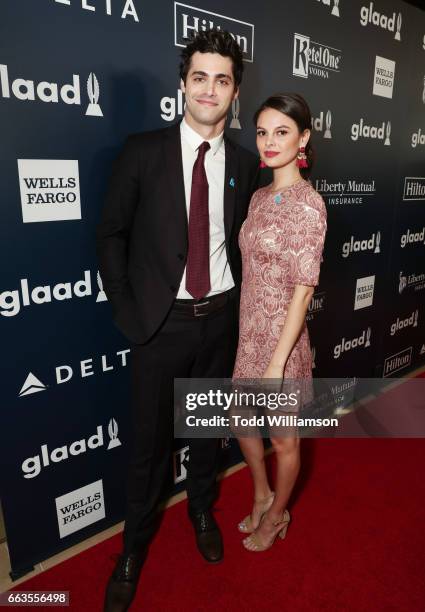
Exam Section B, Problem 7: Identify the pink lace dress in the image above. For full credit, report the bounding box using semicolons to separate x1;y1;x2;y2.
233;179;327;381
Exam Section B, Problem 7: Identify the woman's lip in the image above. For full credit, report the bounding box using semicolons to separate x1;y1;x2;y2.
264;151;279;158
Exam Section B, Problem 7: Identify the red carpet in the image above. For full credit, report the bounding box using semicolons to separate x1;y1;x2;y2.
14;438;425;611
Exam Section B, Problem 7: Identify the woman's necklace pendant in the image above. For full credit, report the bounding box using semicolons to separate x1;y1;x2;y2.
274;194;283;205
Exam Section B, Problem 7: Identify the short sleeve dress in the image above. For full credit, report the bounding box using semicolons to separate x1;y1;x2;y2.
232;178;327;381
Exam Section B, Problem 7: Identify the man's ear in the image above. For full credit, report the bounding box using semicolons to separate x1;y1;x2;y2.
180;78;186;94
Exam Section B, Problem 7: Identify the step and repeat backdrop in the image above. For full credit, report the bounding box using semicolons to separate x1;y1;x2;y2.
1;0;424;578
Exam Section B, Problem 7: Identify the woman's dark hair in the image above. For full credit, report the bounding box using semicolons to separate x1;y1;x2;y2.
254;93;314;178
179;29;244;88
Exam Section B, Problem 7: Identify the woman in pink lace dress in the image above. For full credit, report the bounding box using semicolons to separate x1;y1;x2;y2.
232;93;327;551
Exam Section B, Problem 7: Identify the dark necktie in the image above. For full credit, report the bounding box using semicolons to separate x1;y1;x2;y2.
186;141;211;299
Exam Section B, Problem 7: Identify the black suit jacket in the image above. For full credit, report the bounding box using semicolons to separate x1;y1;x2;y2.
96;122;259;344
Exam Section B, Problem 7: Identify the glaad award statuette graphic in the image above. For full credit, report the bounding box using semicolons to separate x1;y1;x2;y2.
365;327;371;348
399;272;407;294
374;231;381;253
230;99;242;129
324;110;332;139
311;346;316;369
422;77;425;104
332;0;340;18
86;72;103;117
107;418;122;450
395;13;402;41
96;272;107;302
385;121;391;146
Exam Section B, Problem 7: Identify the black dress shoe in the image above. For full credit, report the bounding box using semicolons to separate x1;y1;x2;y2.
104;551;146;612
189;510;223;563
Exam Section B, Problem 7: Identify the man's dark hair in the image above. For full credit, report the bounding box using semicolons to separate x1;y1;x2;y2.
179;29;244;88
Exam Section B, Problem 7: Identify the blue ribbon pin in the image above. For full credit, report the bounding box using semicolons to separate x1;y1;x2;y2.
229;177;235;188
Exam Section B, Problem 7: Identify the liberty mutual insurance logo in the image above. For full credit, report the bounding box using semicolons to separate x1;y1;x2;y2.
292;34;342;80
0;65;103;117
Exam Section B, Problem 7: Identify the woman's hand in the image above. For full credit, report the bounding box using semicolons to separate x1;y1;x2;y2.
262;362;284;380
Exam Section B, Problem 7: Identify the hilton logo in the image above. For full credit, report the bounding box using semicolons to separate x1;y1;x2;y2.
403;177;425;201
0;65;103;117
174;2;255;62
293;33;342;80
383;347;412;377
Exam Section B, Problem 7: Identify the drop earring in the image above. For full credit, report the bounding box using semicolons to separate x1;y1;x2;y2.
296;146;308;168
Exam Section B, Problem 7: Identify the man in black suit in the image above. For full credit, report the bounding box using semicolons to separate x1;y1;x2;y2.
97;29;258;611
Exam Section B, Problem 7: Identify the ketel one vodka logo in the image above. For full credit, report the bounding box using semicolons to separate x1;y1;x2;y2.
174;446;189;483
411;128;425;148
292;33;342;80
351;119;391;145
21;419;121;479
334;327;371;359
390;310;418;336
316;0;340;18
360;4;402;41
0;270;106;317
400;227;425;248
342;231;381;258
311;110;332;139
0;65;103;117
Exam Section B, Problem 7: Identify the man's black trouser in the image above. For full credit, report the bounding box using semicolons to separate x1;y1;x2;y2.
123;289;238;554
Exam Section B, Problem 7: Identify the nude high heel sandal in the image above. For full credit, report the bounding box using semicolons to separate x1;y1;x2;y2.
242;509;290;552
237;493;275;534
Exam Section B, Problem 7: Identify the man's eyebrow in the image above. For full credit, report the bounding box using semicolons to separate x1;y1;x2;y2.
191;70;233;80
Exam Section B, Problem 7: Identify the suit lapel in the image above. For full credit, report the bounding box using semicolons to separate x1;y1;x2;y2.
163;122;188;241
223;135;238;243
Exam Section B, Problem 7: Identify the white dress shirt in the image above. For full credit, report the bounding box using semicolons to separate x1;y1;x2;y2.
177;118;235;299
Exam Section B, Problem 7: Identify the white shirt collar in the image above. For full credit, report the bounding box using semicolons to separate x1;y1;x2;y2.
180;117;224;156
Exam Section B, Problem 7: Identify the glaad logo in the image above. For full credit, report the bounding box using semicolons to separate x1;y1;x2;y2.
0;270;106;318
400;227;425;248
354;275;375;310
55;479;106;539
342;231;381;258
351;119;391;145
0;65;103;117
398;270;425;294
411;128;425;148
174;446;189;483
174;2;255;62
390;310;418;336
373;56;395;99
293;34;342;79
86;73;103;117
17;159;81;223
403;177;425;201
19;373;48;397
160;88;185;122
334;328;371;359
52;0;140;22
316;0;340;17
19;349;130;396
315;178;376;206
360;4;402;40
311;110;332;138
230;99;241;129
21;419;121;479
383;347;412;377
